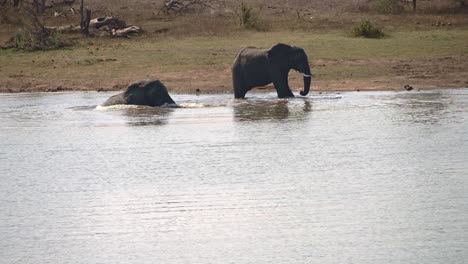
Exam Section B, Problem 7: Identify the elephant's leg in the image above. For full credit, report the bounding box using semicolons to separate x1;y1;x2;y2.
235;90;248;99
282;86;294;98
273;76;294;98
233;69;248;99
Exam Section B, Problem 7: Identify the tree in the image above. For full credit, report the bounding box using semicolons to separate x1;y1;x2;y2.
79;0;91;34
32;0;46;14
160;0;220;15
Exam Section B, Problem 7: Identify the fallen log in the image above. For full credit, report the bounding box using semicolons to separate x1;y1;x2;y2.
46;25;81;33
90;17;127;30
47;16;142;37
112;26;142;37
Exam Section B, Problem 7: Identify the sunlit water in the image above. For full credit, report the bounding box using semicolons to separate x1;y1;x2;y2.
1;90;467;264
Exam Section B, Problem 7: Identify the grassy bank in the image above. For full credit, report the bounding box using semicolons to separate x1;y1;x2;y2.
1;28;467;93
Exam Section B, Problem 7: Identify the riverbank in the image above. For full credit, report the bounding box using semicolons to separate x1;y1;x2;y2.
1;30;468;93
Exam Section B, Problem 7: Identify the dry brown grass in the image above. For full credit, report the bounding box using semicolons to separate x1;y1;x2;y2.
1;28;467;93
1;0;467;43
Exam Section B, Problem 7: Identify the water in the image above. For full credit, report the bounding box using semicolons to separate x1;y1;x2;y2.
1;90;467;264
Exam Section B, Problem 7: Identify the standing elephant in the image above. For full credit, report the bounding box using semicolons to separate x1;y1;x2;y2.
101;79;176;107
231;43;312;99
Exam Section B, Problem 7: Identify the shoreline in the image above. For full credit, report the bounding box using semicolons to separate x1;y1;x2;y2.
1;86;466;95
1;80;466;94
1;74;467;94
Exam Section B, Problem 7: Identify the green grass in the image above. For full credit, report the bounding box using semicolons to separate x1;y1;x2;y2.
1;29;467;82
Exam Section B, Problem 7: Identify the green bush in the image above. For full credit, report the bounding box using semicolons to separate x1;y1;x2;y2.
238;2;256;29
5;28;72;51
352;20;385;39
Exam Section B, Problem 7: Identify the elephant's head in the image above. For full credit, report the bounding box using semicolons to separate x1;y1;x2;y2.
125;79;176;107
145;80;176;106
267;43;312;96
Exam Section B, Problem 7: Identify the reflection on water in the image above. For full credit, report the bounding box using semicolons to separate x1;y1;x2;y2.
0;90;467;264
233;99;312;121
100;105;176;126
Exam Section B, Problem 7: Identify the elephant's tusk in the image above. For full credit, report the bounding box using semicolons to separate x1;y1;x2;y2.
301;73;312;78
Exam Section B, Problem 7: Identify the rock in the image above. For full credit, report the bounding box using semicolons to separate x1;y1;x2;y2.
404;85;414;91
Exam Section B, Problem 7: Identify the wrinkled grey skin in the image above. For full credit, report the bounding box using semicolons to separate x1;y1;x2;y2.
232;43;312;99
101;79;176;107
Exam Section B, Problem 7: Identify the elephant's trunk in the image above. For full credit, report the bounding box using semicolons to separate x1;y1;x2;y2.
300;64;312;96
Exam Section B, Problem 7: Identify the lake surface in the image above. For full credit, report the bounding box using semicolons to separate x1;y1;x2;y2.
1;89;467;264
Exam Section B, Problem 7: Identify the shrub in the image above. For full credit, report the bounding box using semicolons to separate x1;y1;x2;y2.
5;28;72;51
352;20;385;38
238;2;256;29
2;7;73;51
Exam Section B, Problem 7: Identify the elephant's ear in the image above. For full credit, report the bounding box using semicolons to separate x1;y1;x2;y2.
267;43;292;62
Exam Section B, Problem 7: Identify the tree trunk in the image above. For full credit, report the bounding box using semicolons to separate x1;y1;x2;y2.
41;0;46;13
33;0;39;13
79;0;92;35
79;0;84;26
13;0;21;7
81;8;91;34
412;0;417;12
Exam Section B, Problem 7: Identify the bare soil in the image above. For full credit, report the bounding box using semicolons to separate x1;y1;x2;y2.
2;54;467;94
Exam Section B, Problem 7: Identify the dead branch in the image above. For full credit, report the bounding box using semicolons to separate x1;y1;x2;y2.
50;15;142;38
160;0;223;15
90;17;127;29
112;26;142;38
46;25;81;33
50;0;76;7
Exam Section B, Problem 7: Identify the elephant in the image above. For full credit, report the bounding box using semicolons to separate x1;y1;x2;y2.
101;79;176;107
231;43;312;99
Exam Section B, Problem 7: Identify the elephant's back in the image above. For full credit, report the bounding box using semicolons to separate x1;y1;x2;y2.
101;93;126;106
239;46;267;58
232;47;268;68
124;80;158;105
234;46;266;59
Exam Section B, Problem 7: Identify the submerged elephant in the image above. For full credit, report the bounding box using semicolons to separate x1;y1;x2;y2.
232;43;312;99
101;79;176;107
